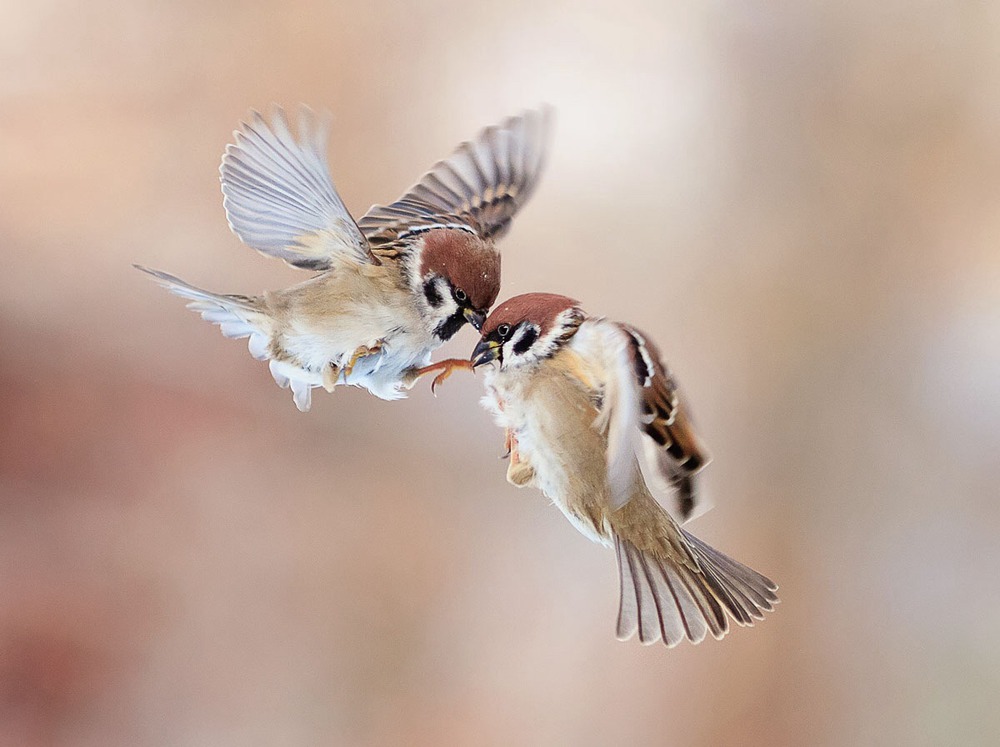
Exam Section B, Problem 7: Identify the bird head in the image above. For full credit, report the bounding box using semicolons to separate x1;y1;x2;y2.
471;292;583;369
414;228;500;341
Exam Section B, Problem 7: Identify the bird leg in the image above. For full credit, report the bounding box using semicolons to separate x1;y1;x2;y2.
505;429;535;487
343;340;384;380
322;363;341;393
406;358;475;394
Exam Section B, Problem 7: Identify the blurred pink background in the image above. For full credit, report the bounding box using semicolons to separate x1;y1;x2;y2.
3;1;1000;744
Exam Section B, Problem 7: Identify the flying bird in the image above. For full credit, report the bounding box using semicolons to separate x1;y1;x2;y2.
469;293;778;646
137;106;550;410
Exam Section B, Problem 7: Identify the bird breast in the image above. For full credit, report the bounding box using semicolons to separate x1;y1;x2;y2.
483;354;622;545
271;265;435;384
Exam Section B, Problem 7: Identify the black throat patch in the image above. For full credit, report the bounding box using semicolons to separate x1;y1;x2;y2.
434;310;467;341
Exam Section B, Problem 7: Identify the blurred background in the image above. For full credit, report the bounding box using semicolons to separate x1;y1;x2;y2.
2;0;999;744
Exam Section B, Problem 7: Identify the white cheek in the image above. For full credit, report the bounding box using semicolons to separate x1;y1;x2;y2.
422;278;458;320
437;280;457;311
500;325;541;368
501;340;517;367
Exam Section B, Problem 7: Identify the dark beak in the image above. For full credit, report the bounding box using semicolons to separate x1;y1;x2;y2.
463;308;486;331
471;339;501;368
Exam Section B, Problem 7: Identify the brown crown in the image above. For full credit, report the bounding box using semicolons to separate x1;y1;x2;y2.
482;293;581;337
419;229;501;311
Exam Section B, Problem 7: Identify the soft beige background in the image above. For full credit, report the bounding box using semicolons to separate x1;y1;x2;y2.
2;1;999;745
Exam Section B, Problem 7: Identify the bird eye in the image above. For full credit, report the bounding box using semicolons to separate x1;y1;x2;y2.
454;288;468;303
497;323;511;338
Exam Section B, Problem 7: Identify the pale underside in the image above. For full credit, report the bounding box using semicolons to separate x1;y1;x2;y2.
481;320;778;646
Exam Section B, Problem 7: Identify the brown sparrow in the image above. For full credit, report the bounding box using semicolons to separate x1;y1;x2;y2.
137;106;550;410
469;293;778;646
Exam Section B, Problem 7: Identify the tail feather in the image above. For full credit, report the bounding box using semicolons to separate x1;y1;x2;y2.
682;528;778;615
137;264;322;412
615;530;777;647
135;264;272;362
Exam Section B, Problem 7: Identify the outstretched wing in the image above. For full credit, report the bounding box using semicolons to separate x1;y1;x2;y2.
358;108;552;249
220;106;376;270
619;324;711;522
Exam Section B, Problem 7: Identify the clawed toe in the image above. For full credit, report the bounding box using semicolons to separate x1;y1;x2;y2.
343;341;385;380
409;358;475;395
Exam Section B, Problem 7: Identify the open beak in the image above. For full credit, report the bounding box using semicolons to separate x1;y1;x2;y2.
471;339;501;368
463;308;486;331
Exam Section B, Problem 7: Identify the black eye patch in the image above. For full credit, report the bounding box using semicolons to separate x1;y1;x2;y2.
513;327;538;355
423;279;443;307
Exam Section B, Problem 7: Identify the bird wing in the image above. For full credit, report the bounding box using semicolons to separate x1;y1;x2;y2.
568;319;645;512
570;319;710;520
358;108;552;250
618;324;711;522
220;106;376;270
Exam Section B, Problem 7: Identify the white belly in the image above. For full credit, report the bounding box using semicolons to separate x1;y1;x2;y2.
271;296;436;406
482;365;612;546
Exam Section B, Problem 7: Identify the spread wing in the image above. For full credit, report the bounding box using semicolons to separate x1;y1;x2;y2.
619;324;711;522
358;107;552;249
220;106;376;270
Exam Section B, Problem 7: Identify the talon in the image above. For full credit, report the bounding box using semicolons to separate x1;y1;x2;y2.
501;428;512;459
430;370;449;395
343;341;384;380
409;358;475;394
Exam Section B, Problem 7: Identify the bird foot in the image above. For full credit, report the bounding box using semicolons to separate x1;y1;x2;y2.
408;358;475;395
322;363;341;393
504;430;534;486
343;341;384;380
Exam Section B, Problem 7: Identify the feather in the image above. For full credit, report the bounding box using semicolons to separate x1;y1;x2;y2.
247;333;269;361
615;537;639;641
134;266;270;342
290;377;312;412
569;320;645;510
613;528;778;646
268;359;290;389
219;321;253;339
359;107;552;247
220;106;375;269
620;324;712;522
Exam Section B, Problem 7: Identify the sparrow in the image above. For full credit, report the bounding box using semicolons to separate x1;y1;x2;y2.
469;293;778;646
137;105;550;411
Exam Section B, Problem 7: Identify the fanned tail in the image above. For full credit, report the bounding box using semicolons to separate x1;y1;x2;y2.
614;529;778;647
135;265;273;362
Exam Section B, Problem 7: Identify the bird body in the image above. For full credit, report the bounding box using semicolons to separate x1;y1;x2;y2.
139;107;550;410
472;294;777;646
141;238;458;408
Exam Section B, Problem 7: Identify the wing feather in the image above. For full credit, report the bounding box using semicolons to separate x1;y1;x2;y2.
569;320;711;519
358;107;552;247
620;324;711;522
568;320;644;511
220;106;375;270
